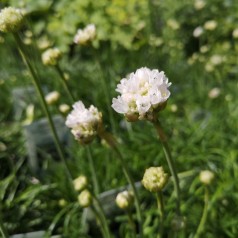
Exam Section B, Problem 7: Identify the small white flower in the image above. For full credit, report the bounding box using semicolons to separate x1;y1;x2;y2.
0;7;24;33
199;170;214;185
208;87;221;99
204;20;217;31
59;104;70;114
45;91;60;105
210;55;223;65
232;28;238;39
112;67;171;121
42;48;61;66
73;175;88;191
200;45;209;53
167;19;180;30
193;26;204;38
65;101;102;144
74;24;96;45
194;0;206;10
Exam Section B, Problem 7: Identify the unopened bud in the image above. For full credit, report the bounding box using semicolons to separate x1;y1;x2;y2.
78;190;92;208
199;170;214;185
142;167;169;192
116;190;134;209
42;48;61;66
73;175;88;192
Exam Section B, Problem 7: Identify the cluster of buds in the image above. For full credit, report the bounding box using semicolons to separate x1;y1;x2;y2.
74;24;96;45
65;101;102;144
115;190;134;210
42;48;62;66
142;167;169;192
112;67;171;122
0;7;24;33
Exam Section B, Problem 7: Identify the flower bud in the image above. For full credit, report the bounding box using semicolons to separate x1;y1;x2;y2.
0;7;24;33
45;91;60;105
73;175;88;192
199;170;214;185
78;190;92;208
42;48;61;66
59;104;70;114
142;167;169;192
115;190;134;210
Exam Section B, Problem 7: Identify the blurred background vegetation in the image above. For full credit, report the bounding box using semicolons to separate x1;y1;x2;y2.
0;0;238;237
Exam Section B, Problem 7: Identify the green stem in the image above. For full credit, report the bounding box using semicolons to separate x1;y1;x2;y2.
153;120;181;215
55;64;75;103
13;33;72;179
193;187;209;238
91;205;108;238
0;216;8;238
126;209;137;238
156;191;165;238
92;193;111;238
99;129;143;237
86;146;100;194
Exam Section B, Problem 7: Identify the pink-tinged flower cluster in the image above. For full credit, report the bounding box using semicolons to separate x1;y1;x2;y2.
112;67;171;121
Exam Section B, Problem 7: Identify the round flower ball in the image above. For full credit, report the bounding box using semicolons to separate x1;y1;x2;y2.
65;101;102;144
112;67;171;121
142;167;169;192
0;7;24;33
78;190;92;208
116;190;134;210
42;48;61;66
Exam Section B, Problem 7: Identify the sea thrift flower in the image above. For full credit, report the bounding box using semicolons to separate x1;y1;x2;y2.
142;167;169;192
199;170;214;185
78;189;92;207
74;24;96;45
112;67;171;121
193;26;204;38
45;91;60;105
42;48;61;66
73;175;88;192
59;104;70;114
194;0;206;10
0;7;24;33
65;101;102;144
204;20;217;31
210;55;223;65
232;28;238;39
208;87;221;99
116;190;134;209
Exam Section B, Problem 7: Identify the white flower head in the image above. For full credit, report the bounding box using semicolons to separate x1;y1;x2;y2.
45;91;60;105
232;28;238;39
112;67;171;121
204;20;217;31
42;48;61;66
193;26;204;38
199;170;214;185
74;24;96;45
0;7;24;33
194;0;206;10
65;101;102;144
116;190;134;209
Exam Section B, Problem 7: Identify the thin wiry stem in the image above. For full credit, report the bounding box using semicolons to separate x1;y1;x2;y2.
98;129;144;238
13;33;72;179
193;187;209;238
153;119;181;215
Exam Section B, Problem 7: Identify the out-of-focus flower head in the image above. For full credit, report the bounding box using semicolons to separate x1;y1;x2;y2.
194;0;206;10
193;26;204;38
204;20;217;31
112;67;171;121
74;24;96;45
0;7;24;33
199;170;214;185
73;175;88;192
115;190;134;209
78;189;92;207
65;101;102;144
45;91;60;105
42;48;61;66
